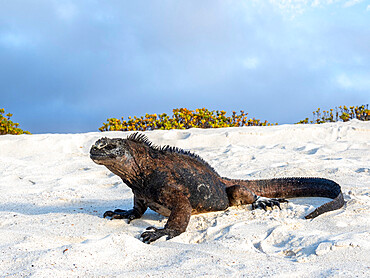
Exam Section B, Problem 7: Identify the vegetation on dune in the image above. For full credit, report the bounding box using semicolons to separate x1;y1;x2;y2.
99;108;276;132
99;105;370;131
100;105;369;132
0;108;31;135
1;104;369;135
297;104;370;124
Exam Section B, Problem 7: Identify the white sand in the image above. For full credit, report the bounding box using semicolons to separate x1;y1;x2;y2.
0;120;369;277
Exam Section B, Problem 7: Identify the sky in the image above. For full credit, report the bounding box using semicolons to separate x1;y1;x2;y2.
1;0;369;134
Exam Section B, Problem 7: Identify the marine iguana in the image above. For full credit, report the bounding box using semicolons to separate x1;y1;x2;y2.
90;133;344;244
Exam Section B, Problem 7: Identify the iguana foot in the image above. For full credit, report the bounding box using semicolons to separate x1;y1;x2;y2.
103;209;139;223
252;197;288;211
140;226;182;244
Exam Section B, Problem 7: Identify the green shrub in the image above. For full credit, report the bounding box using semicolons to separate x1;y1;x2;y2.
297;105;369;124
0;108;31;135
99;108;276;132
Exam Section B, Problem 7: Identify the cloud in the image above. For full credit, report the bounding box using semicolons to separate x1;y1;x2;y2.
0;1;369;132
343;0;365;8
55;2;79;21
0;33;30;48
336;73;370;91
242;57;260;70
336;74;353;89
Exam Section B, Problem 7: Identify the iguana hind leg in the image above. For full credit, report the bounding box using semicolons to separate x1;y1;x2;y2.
226;185;257;206
226;185;288;211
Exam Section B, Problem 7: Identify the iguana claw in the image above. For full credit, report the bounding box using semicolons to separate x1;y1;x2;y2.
103;209;139;223
140;227;181;244
252;197;288;211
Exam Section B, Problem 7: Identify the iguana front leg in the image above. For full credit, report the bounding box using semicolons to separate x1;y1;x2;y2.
141;187;192;244
104;196;147;223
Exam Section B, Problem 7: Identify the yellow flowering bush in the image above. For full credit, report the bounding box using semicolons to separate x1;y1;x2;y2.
99;108;276;132
297;105;370;124
0;108;31;135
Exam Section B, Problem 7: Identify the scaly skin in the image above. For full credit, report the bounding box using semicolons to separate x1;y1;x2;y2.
90;133;344;243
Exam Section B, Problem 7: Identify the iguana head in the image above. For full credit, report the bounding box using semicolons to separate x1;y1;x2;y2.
90;137;132;165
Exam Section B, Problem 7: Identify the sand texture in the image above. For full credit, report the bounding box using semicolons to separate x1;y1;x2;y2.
0;120;369;277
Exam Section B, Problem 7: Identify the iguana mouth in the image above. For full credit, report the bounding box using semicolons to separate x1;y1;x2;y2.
90;153;106;160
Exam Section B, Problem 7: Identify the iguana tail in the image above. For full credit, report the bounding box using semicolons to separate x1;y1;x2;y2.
234;177;344;219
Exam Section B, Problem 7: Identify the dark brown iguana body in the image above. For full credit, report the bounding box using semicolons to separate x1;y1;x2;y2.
90;133;344;243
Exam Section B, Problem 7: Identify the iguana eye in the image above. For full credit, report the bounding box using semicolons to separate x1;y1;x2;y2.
105;144;116;150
